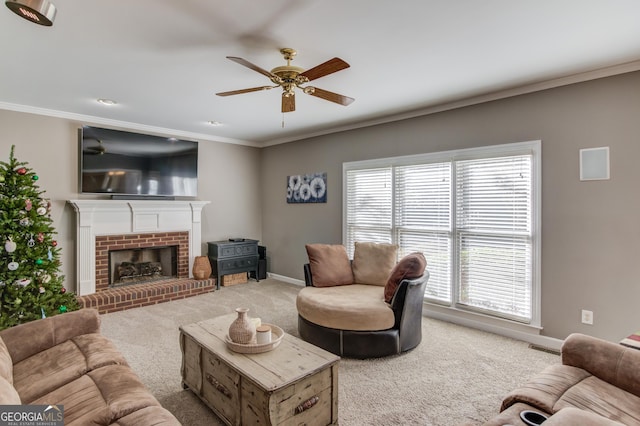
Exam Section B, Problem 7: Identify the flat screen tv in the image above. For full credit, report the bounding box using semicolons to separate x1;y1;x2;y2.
79;126;198;198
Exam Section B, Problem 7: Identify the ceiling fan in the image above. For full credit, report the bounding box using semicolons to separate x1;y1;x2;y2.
216;48;354;113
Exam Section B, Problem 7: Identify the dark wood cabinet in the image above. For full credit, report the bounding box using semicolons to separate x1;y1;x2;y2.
208;239;259;289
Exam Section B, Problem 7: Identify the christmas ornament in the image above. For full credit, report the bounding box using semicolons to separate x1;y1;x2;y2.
27;235;35;247
51;240;58;247
16;167;26;175
35;258;43;265
0;175;4;183
48;249;53;261
16;279;31;287
38;273;51;284
15;298;22;305
37;233;44;243
41;307;46;319
5;238;17;253
36;207;47;216
8;261;19;271
19;217;30;226
25;199;32;211
32;175;39;181
60;287;66;294
58;305;67;313
39;286;45;294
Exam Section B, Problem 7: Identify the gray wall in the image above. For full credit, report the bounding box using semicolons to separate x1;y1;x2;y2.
3;70;638;343
0;110;262;290
260;70;640;342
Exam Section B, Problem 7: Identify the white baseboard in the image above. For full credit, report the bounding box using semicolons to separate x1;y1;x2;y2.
267;272;305;286
425;309;563;352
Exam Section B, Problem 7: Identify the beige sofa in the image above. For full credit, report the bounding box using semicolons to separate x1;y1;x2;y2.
483;333;640;425
0;309;180;425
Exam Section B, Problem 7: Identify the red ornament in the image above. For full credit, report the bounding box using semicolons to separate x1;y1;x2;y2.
16;167;26;175
52;240;58;247
60;287;67;294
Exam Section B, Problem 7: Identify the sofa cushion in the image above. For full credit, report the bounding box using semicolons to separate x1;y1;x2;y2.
0;376;20;405
306;244;354;287
501;364;592;413
12;333;128;403
554;375;640;425
112;406;181;426
296;284;395;331
30;364;166;426
384;252;427;303
352;242;398;286
545;407;626;426
0;309;101;365
0;337;12;385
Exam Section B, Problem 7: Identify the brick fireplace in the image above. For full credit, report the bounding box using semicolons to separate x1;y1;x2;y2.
69;200;213;313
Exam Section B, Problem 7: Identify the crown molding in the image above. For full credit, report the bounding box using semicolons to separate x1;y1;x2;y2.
0;102;260;147
261;59;640;147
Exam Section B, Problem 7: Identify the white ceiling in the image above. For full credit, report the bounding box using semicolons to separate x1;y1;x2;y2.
2;0;640;147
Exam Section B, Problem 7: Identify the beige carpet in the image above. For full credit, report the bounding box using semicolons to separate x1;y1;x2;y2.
99;278;559;425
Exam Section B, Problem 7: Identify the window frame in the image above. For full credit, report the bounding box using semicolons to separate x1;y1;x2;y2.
343;140;542;328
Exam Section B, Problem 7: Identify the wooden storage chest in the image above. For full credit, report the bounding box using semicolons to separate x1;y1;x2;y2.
180;314;339;426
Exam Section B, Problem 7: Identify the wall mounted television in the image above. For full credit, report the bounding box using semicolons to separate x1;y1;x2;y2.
79;126;198;198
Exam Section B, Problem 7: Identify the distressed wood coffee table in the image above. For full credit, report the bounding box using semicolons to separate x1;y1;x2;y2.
180;313;340;426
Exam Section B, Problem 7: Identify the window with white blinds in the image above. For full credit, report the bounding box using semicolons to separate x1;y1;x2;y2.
395;163;452;303
345;168;393;257
455;156;532;321
343;141;540;325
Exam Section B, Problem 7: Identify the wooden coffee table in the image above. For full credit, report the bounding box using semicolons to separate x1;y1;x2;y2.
180;314;340;426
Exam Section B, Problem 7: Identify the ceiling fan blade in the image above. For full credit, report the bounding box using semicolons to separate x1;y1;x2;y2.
305;87;355;106
299;58;350;82
216;86;274;96
282;93;295;113
226;56;275;78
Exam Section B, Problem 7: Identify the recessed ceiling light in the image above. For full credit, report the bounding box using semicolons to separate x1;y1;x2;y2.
207;121;223;126
5;0;56;26
97;98;117;106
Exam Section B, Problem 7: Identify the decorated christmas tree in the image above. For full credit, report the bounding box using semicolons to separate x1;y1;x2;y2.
0;145;78;330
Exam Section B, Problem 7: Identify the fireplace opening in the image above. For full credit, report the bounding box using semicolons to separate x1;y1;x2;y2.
109;245;177;287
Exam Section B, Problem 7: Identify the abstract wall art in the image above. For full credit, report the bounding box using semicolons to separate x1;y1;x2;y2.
287;172;327;204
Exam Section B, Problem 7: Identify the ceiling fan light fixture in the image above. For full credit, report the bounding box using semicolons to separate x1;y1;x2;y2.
5;0;56;26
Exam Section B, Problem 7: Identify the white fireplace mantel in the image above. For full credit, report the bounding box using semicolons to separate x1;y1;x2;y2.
68;199;210;295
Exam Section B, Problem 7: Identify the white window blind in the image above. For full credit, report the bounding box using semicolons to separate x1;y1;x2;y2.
455;156;532;320
395;163;452;303
345;168;392;257
344;141;539;325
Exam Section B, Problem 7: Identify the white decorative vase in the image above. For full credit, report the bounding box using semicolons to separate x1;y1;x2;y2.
228;307;256;344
